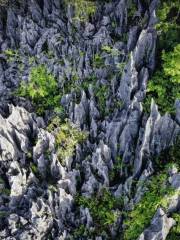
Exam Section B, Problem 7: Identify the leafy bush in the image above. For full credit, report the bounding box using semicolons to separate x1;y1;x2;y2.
102;45;120;57
128;141;180;240
73;225;91;238
64;0;96;22
156;0;180;51
94;84;109;116
75;189;121;237
47;118;88;164
167;213;180;240
17;65;62;115
144;44;180;114
110;156;123;182
154;136;180;171
127;0;137;24
124;172;175;240
30;163;39;177
93;53;104;68
143;1;180;114
4;49;20;62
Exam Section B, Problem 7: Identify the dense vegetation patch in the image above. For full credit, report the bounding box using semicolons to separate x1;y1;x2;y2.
167;213;180;240
16;65;62;115
154;137;180;171
74;189;122;238
124;137;180;240
144;0;180;114
124;171;176;240
47;117;88;165
64;0;96;22
156;0;180;52
144;44;180;114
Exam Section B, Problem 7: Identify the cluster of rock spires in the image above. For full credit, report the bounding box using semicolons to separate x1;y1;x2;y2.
0;0;179;239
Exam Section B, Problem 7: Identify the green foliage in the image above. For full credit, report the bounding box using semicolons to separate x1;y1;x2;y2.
0;177;10;196
44;50;54;59
93;53;104;68
0;211;8;218
0;177;4;184
114;99;123;109
127;0;137;24
30;163;39;176
65;0;96;22
162;45;180;84
81;75;97;91
102;45;120;57
116;62;126;74
124;172;175;240
94;84;109;116
110;156;123;182
143;0;180;114
48;185;58;193
167;213;180;240
156;0;180;51
73;225;91;238
47;116;62;132
47;118;88;164
4;49;19;62
75;189;121;237
0;188;11;196
144;44;180;114
154;136;180;171
16;65;62;115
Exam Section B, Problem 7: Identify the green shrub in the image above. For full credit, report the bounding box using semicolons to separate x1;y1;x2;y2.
124;172;176;240
156;0;180;51
154;136;180;171
47;118;88;165
30;163;39;176
167;213;180;240
144;44;180;114
17;65;62;115
143;1;180;114
64;0;96;22
0;211;9;218
4;49;20;62
75;189;121;237
93;53;104;68
127;0;137;24
102;45;120;57
73;225;91;238
94;84;109;116
110;156;123;182
116;62;126;74
0;188;11;196
81;75;97;91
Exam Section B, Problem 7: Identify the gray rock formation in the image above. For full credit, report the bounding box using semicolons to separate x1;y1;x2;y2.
0;0;179;239
138;208;175;240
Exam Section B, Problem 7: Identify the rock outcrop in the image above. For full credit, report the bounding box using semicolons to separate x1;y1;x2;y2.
0;0;179;239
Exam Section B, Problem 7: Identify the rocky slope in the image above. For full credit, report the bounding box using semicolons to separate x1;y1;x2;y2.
0;0;179;239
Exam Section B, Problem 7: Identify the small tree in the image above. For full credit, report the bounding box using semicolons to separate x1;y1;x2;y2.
17;65;62;115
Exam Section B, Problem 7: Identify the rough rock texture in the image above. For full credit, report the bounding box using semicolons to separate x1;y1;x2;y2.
0;0;179;239
138;208;175;240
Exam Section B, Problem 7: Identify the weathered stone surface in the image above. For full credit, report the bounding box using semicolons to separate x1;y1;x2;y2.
138;208;175;240
0;0;179;239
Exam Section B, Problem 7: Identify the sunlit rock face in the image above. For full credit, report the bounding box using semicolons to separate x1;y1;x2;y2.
0;0;179;239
